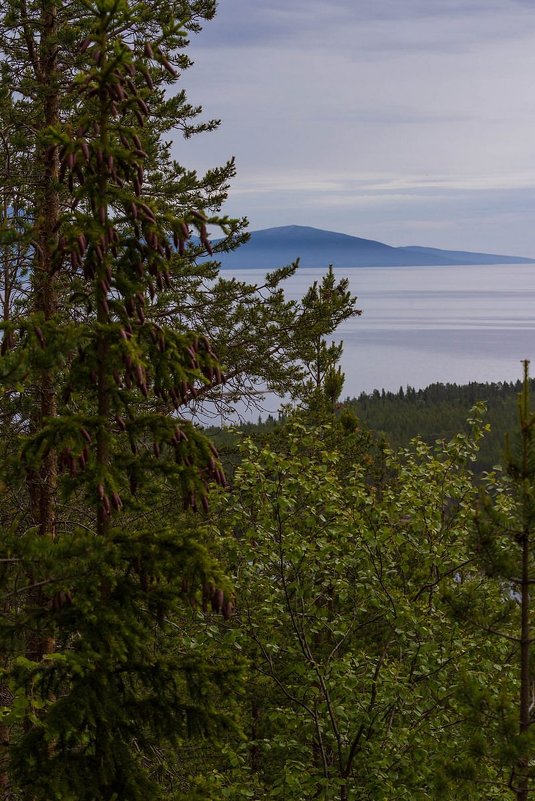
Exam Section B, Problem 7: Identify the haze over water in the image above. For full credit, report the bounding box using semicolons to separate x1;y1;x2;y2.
228;263;535;410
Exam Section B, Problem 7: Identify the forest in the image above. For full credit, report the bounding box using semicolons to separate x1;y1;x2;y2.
0;1;533;800
228;378;535;477
345;379;535;475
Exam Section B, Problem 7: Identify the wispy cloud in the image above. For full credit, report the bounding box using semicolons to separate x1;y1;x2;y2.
229;170;535;197
182;0;535;256
193;0;535;52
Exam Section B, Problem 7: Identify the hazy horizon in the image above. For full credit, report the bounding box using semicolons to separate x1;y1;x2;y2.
221;262;535;419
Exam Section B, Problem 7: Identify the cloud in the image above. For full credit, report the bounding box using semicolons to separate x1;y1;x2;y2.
180;0;535;257
228;170;535;197
192;0;535;53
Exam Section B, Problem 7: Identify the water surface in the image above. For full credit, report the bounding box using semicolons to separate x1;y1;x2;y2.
227;263;535;405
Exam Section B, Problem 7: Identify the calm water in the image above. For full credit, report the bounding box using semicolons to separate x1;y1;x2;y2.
226;263;535;407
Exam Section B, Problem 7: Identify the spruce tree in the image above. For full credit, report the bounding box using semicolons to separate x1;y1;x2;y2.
0;1;238;797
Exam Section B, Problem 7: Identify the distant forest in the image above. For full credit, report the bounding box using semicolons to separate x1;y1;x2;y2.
348;379;529;473
228;379;532;475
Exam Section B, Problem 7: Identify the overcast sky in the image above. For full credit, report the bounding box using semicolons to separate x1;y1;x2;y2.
179;0;535;256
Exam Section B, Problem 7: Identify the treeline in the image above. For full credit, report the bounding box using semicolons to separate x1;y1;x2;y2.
220;379;529;476
347;379;530;473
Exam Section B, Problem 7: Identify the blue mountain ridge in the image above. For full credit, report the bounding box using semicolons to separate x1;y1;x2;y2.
213;225;535;268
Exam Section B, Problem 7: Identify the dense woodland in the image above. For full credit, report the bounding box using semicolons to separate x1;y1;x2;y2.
228;379;532;477
350;379;533;475
0;1;533;800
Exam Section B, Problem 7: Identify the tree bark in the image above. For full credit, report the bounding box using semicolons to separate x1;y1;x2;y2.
516;528;531;801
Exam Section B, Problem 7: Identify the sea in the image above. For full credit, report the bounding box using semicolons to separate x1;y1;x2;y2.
224;263;535;415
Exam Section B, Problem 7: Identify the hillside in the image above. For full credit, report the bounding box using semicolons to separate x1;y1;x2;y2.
215;225;535;269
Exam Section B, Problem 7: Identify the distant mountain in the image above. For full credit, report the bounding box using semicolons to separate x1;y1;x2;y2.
214;225;535;268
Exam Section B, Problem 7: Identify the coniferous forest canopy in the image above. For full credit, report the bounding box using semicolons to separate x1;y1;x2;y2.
0;2;533;800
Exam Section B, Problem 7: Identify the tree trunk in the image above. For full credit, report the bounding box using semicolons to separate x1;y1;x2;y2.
24;4;60;781
516;528;531;801
31;0;59;541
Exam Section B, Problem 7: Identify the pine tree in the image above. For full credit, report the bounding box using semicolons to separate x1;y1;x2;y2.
298;264;360;399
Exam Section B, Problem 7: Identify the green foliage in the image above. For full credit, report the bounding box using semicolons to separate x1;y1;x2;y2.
206;406;512;800
2;523;238;800
348;379;533;474
0;0;532;798
472;363;535;799
0;0;241;797
298;265;360;407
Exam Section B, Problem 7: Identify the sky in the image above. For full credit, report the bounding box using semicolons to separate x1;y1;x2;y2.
179;0;535;257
